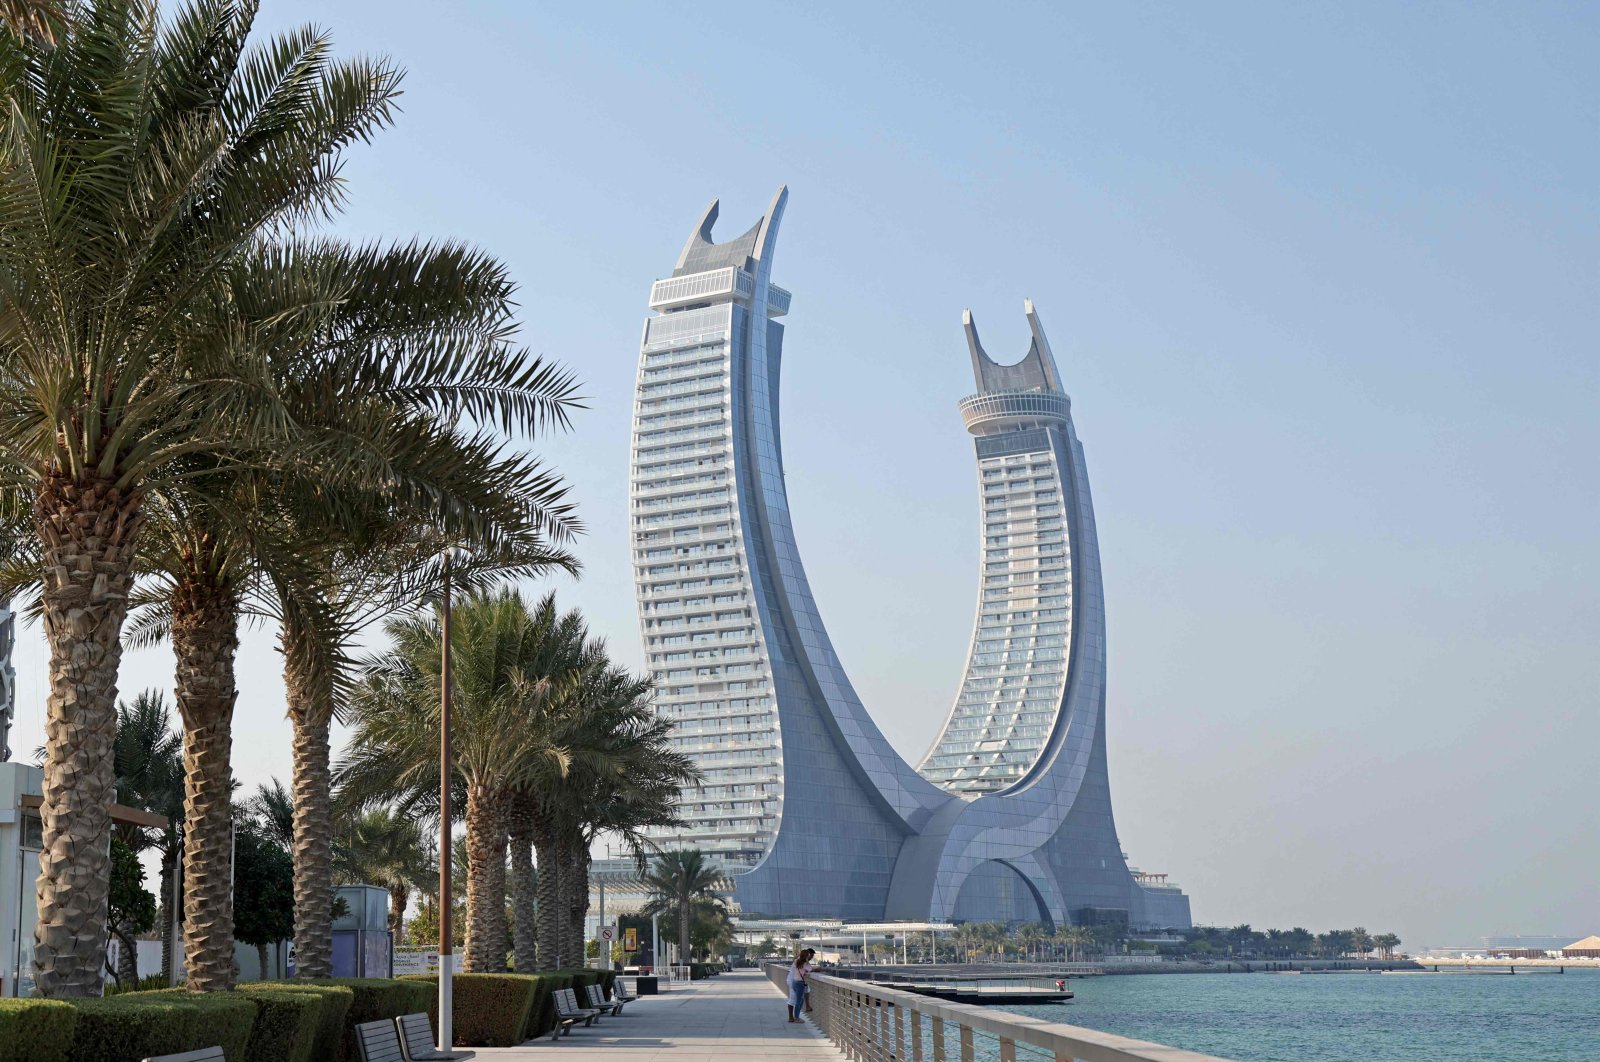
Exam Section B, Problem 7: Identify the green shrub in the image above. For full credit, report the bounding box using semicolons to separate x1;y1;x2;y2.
552;968;600;995
311;977;434;1060
254;982;353;1062
530;973;572;1038
0;999;78;1062
236;989;322;1062
400;973;542;1047
109;991;257;1061
67;999;197;1062
522;976;555;1040
104;973;171;996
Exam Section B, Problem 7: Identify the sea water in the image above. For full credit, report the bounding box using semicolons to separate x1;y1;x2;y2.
997;969;1600;1061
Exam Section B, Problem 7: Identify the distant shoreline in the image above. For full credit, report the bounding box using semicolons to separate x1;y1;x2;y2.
1102;958;1423;975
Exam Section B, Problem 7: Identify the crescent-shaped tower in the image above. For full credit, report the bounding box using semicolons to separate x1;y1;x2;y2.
632;190;1190;929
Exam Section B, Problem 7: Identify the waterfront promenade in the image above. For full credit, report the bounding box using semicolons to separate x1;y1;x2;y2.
473;970;845;1059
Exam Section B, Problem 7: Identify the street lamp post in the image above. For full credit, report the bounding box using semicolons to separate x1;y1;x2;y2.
437;549;456;1053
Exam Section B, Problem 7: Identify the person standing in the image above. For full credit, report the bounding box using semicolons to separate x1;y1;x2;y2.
787;948;815;1022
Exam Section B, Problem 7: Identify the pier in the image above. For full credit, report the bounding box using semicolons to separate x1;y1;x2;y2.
828;963;1089;1004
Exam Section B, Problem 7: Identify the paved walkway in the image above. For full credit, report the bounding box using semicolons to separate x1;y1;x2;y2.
473;970;844;1060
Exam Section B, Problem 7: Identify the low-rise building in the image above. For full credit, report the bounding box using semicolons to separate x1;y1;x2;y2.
1560;936;1600;959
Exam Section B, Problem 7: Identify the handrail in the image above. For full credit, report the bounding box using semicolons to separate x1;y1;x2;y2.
766;964;1236;1062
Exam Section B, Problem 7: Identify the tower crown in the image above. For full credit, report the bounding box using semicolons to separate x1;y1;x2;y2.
958;300;1070;435
964;298;1064;394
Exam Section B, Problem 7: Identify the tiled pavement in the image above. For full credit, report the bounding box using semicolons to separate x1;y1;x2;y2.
471;969;844;1061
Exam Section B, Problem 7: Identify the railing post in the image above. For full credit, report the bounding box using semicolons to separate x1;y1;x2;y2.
910;1005;923;1062
894;1000;906;1061
960;1024;975;1062
932;1015;946;1062
999;1035;1016;1062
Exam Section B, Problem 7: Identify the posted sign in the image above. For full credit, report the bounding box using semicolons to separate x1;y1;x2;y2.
624;927;638;953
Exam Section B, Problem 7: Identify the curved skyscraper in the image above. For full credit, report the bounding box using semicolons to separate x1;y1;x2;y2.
632;189;1190;929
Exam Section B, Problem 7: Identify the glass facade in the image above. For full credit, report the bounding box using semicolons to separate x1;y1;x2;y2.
632;194;1190;929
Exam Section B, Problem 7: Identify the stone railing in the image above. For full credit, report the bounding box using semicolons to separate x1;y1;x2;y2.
765;964;1235;1062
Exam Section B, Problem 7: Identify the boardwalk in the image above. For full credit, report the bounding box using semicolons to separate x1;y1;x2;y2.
473;970;845;1060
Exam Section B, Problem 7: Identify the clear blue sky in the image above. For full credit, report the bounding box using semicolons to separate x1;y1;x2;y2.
11;1;1596;948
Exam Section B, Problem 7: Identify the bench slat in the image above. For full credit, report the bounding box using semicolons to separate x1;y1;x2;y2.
142;1050;225;1062
355;1019;407;1062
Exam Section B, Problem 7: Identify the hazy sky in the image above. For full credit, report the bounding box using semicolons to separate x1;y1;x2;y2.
10;1;1596;948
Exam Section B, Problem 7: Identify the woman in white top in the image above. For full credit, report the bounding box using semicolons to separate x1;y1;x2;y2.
786;948;814;1022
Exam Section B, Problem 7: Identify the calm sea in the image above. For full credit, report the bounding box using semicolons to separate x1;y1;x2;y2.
998;969;1600;1061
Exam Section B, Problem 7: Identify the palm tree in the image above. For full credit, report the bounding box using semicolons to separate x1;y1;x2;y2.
334;807;436;944
0;0;401;996
117;233;579;989
543;661;695;968
0;0;64;42
642;851;725;965
339;589;577;973
108;690;182;985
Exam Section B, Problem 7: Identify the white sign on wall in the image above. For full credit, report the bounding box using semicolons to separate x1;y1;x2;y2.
393;947;440;975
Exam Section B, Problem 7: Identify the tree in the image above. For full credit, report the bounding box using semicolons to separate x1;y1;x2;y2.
1372;933;1401;960
242;780;295;853
233;822;295;982
339;589;578;973
642;851;725;963
536;655;696;969
1350;927;1374;957
0;0;401;995
107;691;184;982
106;837;156;987
335;807;435;944
0;0;64;43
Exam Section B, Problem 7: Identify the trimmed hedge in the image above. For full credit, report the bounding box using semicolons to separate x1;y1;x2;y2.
526;973;571;1039
400;973;541;1047
236;989;322;1062
314;978;434;1061
254;982;354;1062
66;994;251;1062
0;998;78;1062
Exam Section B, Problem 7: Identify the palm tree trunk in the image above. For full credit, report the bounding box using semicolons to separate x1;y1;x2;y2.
506;811;537;973
114;924;139;985
679;891;690;963
289;710;334;979
462;785;507;973
172;572;241;993
31;472;143;997
281;611;335;979
158;846;177;983
388;884;408;945
533;821;562;969
560;835;589;969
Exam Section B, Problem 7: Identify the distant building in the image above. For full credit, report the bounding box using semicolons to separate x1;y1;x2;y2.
1481;934;1581;953
1561;936;1600;958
